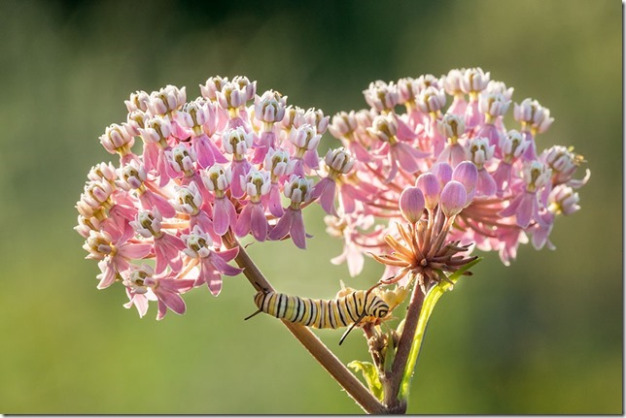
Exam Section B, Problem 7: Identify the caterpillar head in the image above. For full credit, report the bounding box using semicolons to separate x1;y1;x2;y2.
377;286;409;312
372;302;390;319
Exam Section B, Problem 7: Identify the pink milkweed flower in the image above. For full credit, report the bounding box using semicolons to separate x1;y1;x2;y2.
263;148;296;217
84;230;152;289
396;76;418;106
182;226;242;296
440;181;468;218
363;80;399;113
303;108;330;134
139;116;179;186
452;161;478;203
216;76;257;127
87;161;117;183
542;145;589;188
514;98;554;160
131;209;185;274
78;177;114;215
125;90;150;113
443;68;468;117
176;100;228;169
123;264;195;320
548;184;581;216
416;172;441;213
100;123;135;160
222;126;253;198
216;77;254;110
77;177;134;243
415;73;444;92
80;75;331;311
166;143;197;179
460;68;490;130
437;114;468;167
405;75;444;128
475;120;502;154
252;90;287;163
368;113;428;182
117;160;176;218
525;182;580;252
416;86;447;156
495;226;529;266
280;105;305;133
171;182;221;245
311;147;355;216
200;76;228;101
255;90;287;124
415;85;447;115
325;212;381;277
166;145;214;206
202;164;237;236
430;162;453;187
396;77;423;127
269;175;313;249
468;137;496;197
478;91;511;127
318;69;589;279
235;169;272;241
527;211;555;251
492;130;530;195
329;111;373;163
499;161;552;228
147;85;187;117
485;80;514;101
514;98;554;136
126;109;148;136
399;187;425;224
288;124;321;176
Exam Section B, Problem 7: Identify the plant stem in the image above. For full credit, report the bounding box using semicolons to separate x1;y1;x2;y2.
382;280;427;412
222;231;386;414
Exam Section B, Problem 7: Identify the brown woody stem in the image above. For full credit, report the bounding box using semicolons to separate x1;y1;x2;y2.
381;277;427;413
222;230;386;414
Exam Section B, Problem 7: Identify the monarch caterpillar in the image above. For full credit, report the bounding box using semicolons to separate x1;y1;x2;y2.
245;288;390;345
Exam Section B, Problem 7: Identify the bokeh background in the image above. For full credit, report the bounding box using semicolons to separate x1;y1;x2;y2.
0;0;621;414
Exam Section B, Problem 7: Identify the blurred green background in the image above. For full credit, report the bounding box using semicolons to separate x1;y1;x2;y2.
0;0;621;414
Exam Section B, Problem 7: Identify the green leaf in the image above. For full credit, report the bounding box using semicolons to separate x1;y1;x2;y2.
398;257;483;401
347;360;384;401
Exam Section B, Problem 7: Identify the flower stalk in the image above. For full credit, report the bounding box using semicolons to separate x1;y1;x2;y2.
222;230;386;414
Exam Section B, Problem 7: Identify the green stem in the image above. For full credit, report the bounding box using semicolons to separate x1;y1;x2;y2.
397;258;483;405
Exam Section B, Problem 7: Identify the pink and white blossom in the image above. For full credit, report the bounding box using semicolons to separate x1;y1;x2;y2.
78;70;589;318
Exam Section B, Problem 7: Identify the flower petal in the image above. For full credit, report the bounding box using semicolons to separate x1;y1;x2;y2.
234;203;253;237
289;209;307;249
250;203;268;241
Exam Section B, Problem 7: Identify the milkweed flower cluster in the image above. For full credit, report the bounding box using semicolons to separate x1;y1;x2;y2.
76;77;329;319
322;68;589;285
76;68;590;319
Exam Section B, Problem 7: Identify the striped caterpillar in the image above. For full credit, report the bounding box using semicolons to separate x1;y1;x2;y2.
245;287;391;344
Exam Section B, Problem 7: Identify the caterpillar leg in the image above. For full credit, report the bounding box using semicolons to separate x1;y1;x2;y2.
244;309;263;321
339;312;367;345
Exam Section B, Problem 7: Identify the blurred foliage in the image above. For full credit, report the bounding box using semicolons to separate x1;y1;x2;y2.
0;0;621;414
